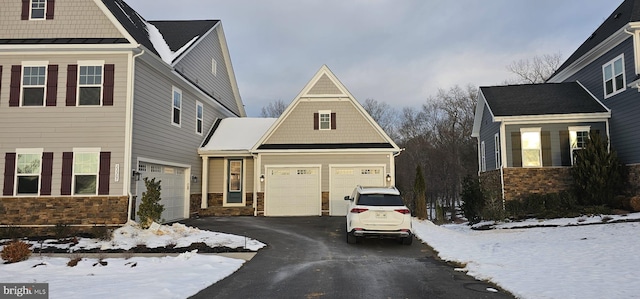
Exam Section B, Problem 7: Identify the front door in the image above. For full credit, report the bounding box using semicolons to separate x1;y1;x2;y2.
227;159;243;204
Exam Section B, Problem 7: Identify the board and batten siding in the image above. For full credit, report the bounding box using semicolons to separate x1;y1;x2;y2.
264;101;387;145
0;53;129;196
479;104;500;172
131;60;229;194
173;26;241;116
0;0;123;39
565;38;640;164
259;153;391;191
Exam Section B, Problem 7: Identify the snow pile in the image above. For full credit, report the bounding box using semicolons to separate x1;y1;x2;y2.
145;21;198;65
413;214;640;299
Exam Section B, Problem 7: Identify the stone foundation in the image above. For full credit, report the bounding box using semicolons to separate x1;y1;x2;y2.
0;196;129;226
256;192;264;216
322;192;329;215
502;167;572;200
198;193;255;216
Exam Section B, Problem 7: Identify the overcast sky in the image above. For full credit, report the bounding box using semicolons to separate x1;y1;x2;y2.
125;0;621;116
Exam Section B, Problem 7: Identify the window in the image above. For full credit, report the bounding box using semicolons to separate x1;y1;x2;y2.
480;141;486;172
319;110;331;130
172;87;182;126
78;65;103;106
569;126;590;164
196;101;203;135
521;128;542;167
494;133;501;169
229;160;242;192
22;65;46;106
15;150;42;195
31;0;46;19
211;58;217;76
603;55;625;97
73;151;99;195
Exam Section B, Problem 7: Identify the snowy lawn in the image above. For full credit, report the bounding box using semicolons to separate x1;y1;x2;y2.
0;222;265;299
413;213;640;299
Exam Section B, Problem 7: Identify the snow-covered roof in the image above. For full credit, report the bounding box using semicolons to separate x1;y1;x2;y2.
200;118;277;152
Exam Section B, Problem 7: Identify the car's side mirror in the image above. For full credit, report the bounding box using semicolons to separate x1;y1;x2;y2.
344;196;351;201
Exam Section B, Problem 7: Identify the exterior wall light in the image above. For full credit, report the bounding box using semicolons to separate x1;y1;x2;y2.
386;173;392;182
132;170;141;181
260;174;265;183
191;176;198;183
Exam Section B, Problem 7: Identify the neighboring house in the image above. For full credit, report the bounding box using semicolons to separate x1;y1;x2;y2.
198;65;401;217
0;0;244;229
472;0;640;200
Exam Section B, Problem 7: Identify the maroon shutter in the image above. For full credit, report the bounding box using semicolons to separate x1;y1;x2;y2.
313;113;319;130
45;0;55;20
98;152;111;195
9;65;21;107
61;152;73;195
46;64;58;106
40;152;53;195
0;66;3;103
21;0;29;20
102;64;114;106
3;153;16;196
331;112;336;130
66;64;77;106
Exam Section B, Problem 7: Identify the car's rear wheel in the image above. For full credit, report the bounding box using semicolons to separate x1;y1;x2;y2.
401;236;413;245
347;231;357;244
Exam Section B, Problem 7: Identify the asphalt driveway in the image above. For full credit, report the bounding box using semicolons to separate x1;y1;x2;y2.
183;216;514;299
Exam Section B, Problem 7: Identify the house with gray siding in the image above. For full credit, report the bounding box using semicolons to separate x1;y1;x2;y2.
472;0;640;200
0;0;244;229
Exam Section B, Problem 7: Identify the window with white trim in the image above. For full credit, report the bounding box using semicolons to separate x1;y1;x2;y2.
78;64;103;106
603;55;625;98
480;141;486;172
15;149;42;195
196;101;203;135
319;110;331;130
172;87;182;126
30;0;46;19
569;126;590;165
22;65;46;106
73;151;99;195
521;128;542;167
494;133;501;169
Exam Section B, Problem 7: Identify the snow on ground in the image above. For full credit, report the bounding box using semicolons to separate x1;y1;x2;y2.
0;222;265;299
413;213;640;299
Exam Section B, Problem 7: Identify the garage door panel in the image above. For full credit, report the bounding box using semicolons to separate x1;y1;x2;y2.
330;166;384;216
266;167;320;216
135;163;187;223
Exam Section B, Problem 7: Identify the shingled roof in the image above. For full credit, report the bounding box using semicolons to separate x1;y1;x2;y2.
551;0;640;79
480;82;609;117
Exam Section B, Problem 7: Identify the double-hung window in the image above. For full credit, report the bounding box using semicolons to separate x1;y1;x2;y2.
319;110;331;130
22;65;46;106
78;64;103;106
30;0;46;19
196;101;204;135
73;150;99;195
480;141;486;172
569;126;590;164
15;149;42;195
172;87;182;126
603;55;625;98
521;128;542;167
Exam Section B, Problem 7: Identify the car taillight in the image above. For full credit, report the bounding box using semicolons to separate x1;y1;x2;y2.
350;208;369;213
395;209;410;214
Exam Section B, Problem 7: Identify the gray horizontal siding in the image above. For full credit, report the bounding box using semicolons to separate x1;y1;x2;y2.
479;104;500;172
566;37;640;164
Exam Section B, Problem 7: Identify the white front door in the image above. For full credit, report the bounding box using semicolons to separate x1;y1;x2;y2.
330;166;384;216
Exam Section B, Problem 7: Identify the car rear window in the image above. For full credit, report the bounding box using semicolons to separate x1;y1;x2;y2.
357;194;404;206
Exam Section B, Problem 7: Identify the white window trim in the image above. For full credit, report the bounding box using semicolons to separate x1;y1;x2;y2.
30;0;47;20
196;101;204;135
520;127;542;168
14;148;44;196
603;54;626;99
21;63;48;107
494;133;501;169
72;148;101;196
480;141;486;172
569;126;591;165
76;61;105;107
223;158;246;207
171;87;182;127
319;110;331;130
211;58;217;76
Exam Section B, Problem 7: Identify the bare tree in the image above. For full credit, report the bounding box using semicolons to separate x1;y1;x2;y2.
361;98;399;141
506;53;562;84
260;99;288;118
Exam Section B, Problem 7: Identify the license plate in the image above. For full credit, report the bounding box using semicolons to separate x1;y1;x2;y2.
375;212;387;219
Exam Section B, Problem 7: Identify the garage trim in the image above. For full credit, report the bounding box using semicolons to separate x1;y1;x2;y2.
264;164;322;216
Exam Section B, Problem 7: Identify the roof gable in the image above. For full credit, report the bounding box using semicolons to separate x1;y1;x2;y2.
199;118;277;153
480;82;609;117
254;65;399;151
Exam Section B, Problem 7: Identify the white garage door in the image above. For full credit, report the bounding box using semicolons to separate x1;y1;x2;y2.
330;166;385;216
265;166;321;216
135;162;187;223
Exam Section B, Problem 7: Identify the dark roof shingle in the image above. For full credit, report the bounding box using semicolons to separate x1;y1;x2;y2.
480;82;608;117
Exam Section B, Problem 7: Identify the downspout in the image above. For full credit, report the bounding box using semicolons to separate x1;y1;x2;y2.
624;26;639;81
126;47;145;222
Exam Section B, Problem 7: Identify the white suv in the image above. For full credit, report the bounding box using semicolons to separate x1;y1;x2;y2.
344;186;412;245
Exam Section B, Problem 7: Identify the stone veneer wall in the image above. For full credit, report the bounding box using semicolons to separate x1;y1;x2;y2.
0;196;128;226
256;192;264;216
502;167;572;200
198;193;254;216
322;192;329;215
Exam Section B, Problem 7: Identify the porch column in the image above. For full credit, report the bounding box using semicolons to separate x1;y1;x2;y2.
201;156;208;209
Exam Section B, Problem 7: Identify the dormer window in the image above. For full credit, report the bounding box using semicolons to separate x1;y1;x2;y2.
22;0;54;20
603;54;625;98
319;111;331;130
31;0;46;19
314;110;336;130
